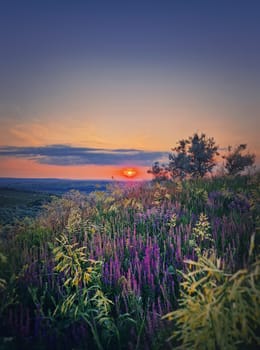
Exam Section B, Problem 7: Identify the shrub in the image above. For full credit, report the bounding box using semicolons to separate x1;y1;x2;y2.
223;144;255;176
147;162;170;181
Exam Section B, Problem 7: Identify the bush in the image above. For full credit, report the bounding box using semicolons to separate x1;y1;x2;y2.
223;144;255;176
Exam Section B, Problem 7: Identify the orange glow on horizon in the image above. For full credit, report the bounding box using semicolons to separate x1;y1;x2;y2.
0;158;152;180
121;167;138;179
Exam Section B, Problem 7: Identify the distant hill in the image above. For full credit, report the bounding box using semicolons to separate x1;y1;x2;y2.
0;187;52;224
0;178;113;224
0;178;113;195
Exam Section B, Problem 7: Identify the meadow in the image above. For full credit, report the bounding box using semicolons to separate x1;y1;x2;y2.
0;174;259;349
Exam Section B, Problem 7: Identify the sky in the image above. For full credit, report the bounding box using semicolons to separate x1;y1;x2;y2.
0;0;259;179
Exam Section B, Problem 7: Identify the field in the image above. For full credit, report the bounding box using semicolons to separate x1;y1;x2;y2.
0;174;259;349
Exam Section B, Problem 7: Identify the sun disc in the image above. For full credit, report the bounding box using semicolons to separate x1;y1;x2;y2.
122;168;137;178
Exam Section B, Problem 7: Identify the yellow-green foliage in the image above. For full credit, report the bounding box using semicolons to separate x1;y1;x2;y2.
66;207;82;235
152;183;171;205
163;246;260;350
0;252;7;290
52;234;115;350
53;234;102;288
193;213;211;241
189;213;214;257
168;213;177;228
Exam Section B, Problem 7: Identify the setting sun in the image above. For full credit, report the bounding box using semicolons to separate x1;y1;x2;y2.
122;168;138;178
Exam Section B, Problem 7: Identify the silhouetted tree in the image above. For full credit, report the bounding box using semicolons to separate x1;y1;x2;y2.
223;144;255;176
169;133;219;179
147;161;169;181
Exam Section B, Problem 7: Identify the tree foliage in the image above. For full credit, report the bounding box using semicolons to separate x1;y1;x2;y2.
223;144;255;176
147;161;169;181
147;133;219;181
169;133;219;179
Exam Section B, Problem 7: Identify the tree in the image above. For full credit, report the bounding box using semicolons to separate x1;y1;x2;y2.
147;161;169;181
169;133;219;179
223;144;255;176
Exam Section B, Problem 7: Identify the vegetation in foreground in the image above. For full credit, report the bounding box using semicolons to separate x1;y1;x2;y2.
0;171;259;349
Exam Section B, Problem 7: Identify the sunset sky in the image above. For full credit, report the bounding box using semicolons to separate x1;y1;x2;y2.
0;0;259;179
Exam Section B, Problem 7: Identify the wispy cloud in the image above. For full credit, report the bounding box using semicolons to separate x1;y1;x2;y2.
0;145;167;166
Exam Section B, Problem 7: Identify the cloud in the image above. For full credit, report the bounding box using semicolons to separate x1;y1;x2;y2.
0;145;167;166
